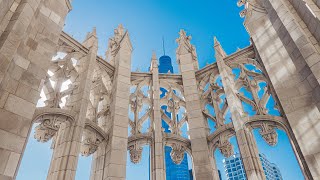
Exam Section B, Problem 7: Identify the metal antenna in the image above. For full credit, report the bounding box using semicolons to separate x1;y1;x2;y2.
162;36;166;55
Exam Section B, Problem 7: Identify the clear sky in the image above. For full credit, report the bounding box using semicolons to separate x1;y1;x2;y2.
17;1;304;180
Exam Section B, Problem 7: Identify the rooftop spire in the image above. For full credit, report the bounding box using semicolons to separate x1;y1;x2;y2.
214;36;219;46
162;37;166;55
213;36;227;58
150;51;158;71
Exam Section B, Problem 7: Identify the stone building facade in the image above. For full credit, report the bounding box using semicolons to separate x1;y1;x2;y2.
0;0;320;180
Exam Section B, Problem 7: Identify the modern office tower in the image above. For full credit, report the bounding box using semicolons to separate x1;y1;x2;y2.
158;55;174;74
223;154;283;180
159;53;190;180
223;154;246;180
189;169;193;180
259;154;283;180
218;170;222;180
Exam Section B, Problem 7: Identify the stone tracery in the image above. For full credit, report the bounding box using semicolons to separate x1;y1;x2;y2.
23;27;306;180
2;1;317;179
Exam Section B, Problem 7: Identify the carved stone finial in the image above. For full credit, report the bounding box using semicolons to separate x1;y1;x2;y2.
150;51;158;70
259;123;278;146
170;143;186;165
176;30;198;69
116;24;124;38
176;30;192;53
92;27;97;36
105;24;126;62
214;36;219;46
239;9;248;18
237;0;266;19
129;144;143;164
237;0;247;7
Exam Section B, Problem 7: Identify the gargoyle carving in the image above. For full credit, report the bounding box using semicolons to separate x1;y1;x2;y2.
218;137;234;158
170;143;186;165
259;123;278;146
128;144;143;164
80;130;103;156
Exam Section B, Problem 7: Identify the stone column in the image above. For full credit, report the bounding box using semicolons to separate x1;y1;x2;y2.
239;0;317;178
176;30;214;180
150;53;166;180
262;0;320;106
102;25;132;180
209;155;221;180
0;0;71;179
288;0;320;43
214;37;265;180
47;28;98;180
0;0;19;36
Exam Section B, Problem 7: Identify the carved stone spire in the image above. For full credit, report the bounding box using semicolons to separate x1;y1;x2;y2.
83;27;98;49
150;51;158;71
214;37;227;58
105;24;131;65
176;29;199;70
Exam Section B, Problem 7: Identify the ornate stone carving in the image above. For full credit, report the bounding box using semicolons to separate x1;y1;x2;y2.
129;78;152;136
237;0;266;19
128;144;143;164
218;137;234;158
160;85;187;136
106;24;125;60
259;123;278;146
176;30;198;69
170;143;185;165
80;129;103;157
34;118;61;143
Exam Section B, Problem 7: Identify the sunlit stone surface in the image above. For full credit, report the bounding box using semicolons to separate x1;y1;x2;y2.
0;0;320;179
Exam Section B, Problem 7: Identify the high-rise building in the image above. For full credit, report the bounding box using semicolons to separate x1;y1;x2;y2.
223;154;246;180
218;170;222;180
158;55;174;74
189;169;193;180
223;154;283;180
159;54;190;180
259;154;283;180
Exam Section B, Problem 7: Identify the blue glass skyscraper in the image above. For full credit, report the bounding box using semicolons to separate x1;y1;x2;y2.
158;54;190;180
158;55;174;74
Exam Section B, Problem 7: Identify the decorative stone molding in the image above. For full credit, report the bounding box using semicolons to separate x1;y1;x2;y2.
170;143;186;165
106;24;127;62
80;138;101;157
259;123;278;146
237;0;266;24
128;144;143;164
217;136;234;158
34;119;60;143
33;108;75;143
80;127;104;156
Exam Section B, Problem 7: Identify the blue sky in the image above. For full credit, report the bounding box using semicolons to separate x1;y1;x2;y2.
17;1;304;180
